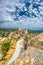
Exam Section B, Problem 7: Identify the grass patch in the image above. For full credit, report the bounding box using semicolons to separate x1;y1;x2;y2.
1;39;11;58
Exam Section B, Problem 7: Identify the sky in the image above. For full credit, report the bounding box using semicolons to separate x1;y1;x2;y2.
0;0;43;30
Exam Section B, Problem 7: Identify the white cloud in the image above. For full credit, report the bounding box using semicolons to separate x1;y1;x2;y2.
0;0;43;30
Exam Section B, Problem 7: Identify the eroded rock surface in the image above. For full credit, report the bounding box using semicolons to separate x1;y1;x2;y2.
10;47;43;65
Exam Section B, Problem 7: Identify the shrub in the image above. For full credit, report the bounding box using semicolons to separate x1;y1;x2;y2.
14;36;20;41
1;39;11;57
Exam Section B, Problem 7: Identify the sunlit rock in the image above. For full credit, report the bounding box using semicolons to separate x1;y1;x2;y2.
10;47;43;65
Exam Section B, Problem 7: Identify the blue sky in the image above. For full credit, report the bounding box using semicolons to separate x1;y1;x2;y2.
0;0;43;30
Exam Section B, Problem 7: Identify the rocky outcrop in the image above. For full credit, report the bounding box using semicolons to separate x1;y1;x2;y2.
7;39;25;65
26;33;43;50
9;33;43;65
10;46;43;65
0;30;43;65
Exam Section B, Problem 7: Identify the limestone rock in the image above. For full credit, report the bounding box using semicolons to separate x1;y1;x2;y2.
10;47;43;65
27;34;43;50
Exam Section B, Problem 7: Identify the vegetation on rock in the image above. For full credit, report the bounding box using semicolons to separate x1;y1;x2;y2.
1;39;11;58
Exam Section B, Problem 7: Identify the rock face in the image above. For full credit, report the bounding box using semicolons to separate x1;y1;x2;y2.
26;33;43;50
7;39;25;65
10;47;43;65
